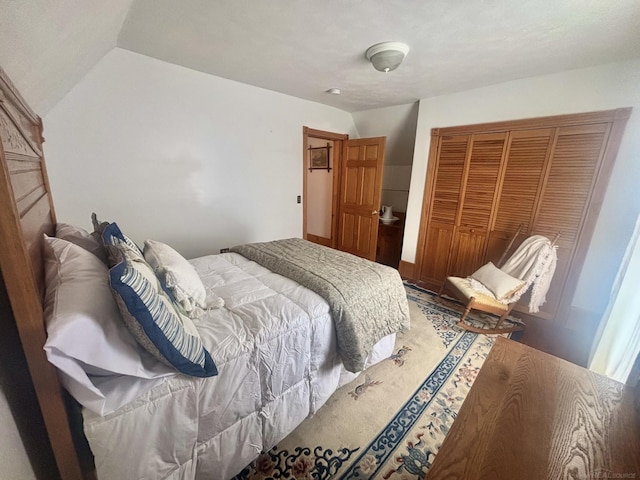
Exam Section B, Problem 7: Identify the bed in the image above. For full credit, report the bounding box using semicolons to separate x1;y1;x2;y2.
0;66;410;480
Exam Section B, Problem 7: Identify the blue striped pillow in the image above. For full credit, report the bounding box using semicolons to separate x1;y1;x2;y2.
101;222;143;255
108;244;217;377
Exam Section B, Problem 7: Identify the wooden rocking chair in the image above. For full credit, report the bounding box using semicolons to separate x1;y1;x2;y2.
440;228;560;335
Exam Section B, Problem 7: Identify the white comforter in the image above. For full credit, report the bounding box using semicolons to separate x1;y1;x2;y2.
83;253;394;480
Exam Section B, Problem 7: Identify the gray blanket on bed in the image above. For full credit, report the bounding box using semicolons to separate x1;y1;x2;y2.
230;238;410;372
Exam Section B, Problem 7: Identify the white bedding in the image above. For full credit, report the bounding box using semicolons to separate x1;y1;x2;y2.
83;253;395;480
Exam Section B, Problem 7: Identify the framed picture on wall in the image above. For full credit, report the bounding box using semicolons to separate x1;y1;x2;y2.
308;144;331;172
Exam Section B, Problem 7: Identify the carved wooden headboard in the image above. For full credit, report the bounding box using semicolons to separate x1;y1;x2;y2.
0;67;85;479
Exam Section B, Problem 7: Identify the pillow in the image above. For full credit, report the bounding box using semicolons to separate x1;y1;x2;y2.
470;262;526;300
55;222;108;264
42;236;175;414
108;243;218;377
143;239;207;314
101;221;143;258
91;212;111;244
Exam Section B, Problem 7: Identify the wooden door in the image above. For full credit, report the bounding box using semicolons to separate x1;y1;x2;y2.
337;137;386;260
419;135;469;288
529;122;612;320
413;109;630;327
486;128;553;262
302;127;349;249
448;132;506;277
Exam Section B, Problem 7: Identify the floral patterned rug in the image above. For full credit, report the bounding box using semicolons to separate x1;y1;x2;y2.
233;284;519;480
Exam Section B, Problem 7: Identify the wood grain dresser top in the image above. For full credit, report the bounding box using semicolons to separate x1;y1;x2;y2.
427;336;640;480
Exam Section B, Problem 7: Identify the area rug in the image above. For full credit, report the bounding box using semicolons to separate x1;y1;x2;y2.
234;284;519;480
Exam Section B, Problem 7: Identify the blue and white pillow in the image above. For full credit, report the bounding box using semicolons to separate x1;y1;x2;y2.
101;222;143;255
108;244;218;377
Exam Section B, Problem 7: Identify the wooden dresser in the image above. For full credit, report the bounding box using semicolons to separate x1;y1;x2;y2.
427;337;640;480
376;212;405;269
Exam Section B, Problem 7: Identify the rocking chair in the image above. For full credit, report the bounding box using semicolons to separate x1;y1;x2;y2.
440;229;560;334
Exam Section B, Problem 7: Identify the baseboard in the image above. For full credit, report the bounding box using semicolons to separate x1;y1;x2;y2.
306;234;332;248
399;260;415;281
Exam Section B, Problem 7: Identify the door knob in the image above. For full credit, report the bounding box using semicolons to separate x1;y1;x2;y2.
372;210;378;215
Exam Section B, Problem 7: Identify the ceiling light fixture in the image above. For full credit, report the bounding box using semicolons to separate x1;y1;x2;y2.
326;88;341;95
365;41;410;73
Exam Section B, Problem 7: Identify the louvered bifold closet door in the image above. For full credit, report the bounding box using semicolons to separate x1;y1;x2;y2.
418;135;469;287
529;122;612;320
413;108;630;324
448;132;506;278
486;129;553;263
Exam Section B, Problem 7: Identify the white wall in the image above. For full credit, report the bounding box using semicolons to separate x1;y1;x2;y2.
404;59;640;319
381;165;412;214
352;103;418;213
44;49;358;258
352;103;418;166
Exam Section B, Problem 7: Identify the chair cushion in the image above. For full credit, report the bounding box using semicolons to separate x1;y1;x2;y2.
470;262;525;300
447;277;510;311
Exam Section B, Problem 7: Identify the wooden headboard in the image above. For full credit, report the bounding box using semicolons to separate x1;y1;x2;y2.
0;67;85;479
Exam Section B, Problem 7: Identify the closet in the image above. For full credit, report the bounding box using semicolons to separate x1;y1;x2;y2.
414;108;631;324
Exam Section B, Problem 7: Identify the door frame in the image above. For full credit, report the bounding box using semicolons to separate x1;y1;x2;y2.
302;126;348;248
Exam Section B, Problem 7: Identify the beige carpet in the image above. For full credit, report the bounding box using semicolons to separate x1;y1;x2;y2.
234;284;518;479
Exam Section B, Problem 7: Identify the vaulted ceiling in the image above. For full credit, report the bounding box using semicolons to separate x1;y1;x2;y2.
1;0;639;115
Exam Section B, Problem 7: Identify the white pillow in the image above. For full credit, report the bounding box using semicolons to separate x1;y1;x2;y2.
143;239;207;314
42;236;175;414
55;222;108;264
470;262;526;300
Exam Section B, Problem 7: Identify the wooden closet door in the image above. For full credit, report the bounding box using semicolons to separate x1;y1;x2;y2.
448;132;506;277
530;123;612;320
413;108;630;327
418;135;469;288
486;129;553;262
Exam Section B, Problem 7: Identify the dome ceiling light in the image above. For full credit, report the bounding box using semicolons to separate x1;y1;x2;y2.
365;42;410;73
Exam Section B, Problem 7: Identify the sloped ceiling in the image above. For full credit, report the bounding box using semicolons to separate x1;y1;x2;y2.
0;0;133;114
1;0;639;114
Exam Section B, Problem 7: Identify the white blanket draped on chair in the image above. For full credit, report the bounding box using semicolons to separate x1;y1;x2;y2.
469;235;558;312
500;235;558;312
